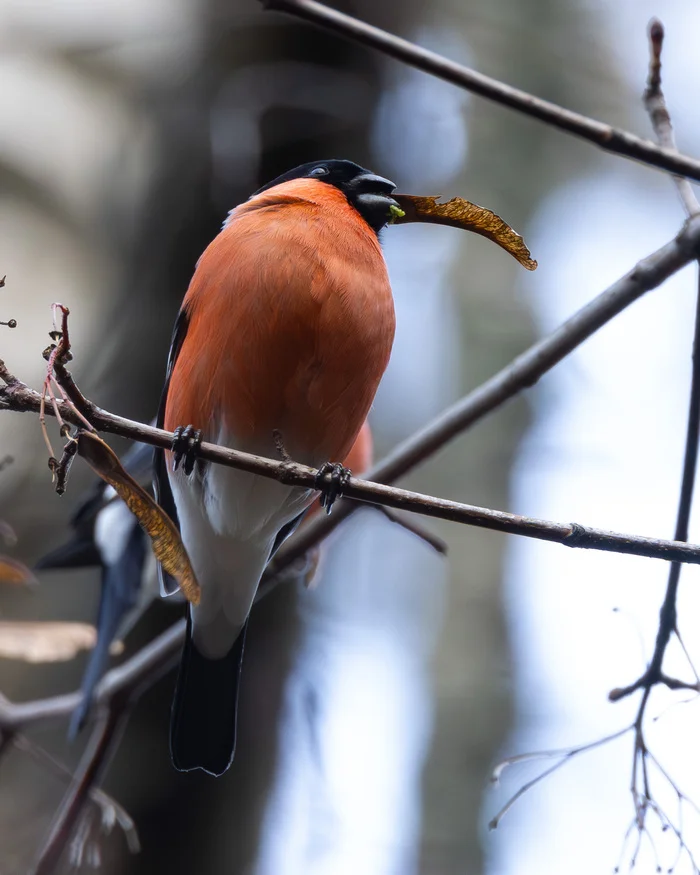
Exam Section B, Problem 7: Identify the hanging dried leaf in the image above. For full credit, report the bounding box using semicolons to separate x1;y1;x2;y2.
392;194;537;270
0;555;37;586
0;621;96;662
76;431;200;605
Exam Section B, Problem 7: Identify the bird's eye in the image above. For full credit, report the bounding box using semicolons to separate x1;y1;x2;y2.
309;166;329;177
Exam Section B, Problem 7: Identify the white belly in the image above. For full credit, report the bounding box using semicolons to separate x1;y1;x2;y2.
168;427;315;658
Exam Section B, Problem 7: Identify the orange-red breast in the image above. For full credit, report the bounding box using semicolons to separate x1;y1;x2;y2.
154;160;397;776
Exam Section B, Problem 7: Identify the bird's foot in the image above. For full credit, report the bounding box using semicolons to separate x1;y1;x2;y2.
314;462;351;514
171;425;202;475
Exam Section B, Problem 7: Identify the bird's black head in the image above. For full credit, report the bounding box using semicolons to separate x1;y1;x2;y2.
254;159;399;234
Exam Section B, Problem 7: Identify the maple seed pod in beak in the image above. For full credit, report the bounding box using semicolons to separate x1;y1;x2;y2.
391;194;537;270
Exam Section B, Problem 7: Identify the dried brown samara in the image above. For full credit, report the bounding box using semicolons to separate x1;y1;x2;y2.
392;194;537;271
76;431;201;605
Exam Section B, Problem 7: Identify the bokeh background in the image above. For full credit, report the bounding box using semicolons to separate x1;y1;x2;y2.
1;1;700;873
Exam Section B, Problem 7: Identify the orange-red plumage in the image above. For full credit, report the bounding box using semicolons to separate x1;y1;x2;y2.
164;179;395;465
342;417;373;474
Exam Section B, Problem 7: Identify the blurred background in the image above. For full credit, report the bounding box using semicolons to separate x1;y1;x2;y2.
1;0;700;873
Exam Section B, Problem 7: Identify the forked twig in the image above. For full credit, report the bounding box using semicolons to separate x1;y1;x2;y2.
489;726;632;831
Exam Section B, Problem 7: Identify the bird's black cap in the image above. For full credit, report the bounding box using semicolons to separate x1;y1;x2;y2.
253;159;399;233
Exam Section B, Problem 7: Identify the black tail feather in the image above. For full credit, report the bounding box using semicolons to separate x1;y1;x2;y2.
170;610;247;777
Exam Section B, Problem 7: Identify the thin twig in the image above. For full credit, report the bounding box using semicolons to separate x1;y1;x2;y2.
26;592;185;874
643;19;700;216
374;506;448;554
12;735;140;856
50;437;78;497
0;616;183;873
31;708;129;875
261;0;700;185
489;725;633;830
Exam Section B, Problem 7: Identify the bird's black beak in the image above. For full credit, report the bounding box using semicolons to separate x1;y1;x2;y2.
348;173;400;232
349;172;397;196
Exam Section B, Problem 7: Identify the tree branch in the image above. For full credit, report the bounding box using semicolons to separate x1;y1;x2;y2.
643;20;700;217
261;0;700;185
5;367;700;568
265;210;700;582
482;37;700;871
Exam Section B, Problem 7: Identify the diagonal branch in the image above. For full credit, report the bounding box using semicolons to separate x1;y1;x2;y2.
261;0;700;185
31;708;130;875
266;210;700;581
12;735;139;853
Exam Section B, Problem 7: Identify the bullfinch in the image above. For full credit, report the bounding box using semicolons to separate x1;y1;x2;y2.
154;159;398;776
